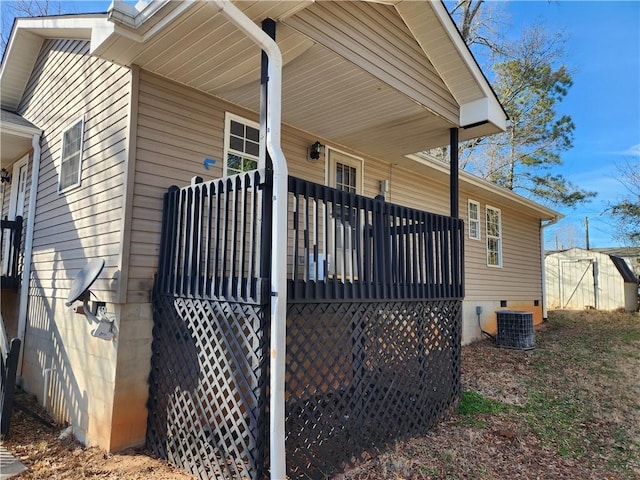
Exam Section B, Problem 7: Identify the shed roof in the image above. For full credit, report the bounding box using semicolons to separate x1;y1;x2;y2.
610;256;638;283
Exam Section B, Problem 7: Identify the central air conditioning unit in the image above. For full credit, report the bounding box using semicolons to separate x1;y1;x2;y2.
496;310;535;350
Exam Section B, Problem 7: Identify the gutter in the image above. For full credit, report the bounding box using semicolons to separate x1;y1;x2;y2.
17;132;42;376
209;2;288;478
540;215;562;320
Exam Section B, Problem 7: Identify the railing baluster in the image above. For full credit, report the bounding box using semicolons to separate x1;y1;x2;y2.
313;182;320;300
247;172;257;300
238;174;248;299
204;184;213;297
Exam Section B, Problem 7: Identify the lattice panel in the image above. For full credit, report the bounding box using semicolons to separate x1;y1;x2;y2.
147;294;268;479
285;300;462;479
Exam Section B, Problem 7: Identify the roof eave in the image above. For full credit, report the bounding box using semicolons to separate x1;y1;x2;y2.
0;14;112;111
406;153;563;221
396;0;508;133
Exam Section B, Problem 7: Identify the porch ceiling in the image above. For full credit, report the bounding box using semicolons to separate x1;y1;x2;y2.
94;0;505;163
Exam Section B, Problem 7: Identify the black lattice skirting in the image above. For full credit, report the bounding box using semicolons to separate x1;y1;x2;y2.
147;295;269;480
147;296;461;479
285;300;462;479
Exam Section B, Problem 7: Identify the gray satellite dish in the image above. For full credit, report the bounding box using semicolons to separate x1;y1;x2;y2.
66;258;114;341
66;258;104;306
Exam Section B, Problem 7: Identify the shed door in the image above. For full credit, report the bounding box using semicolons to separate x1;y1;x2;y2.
560;258;597;309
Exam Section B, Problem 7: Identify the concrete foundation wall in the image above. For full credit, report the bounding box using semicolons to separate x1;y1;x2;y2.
22;291;153;451
462;299;543;345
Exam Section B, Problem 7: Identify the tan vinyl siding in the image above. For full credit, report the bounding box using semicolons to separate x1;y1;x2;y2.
129;71;226;302
18;39;130;303
463;195;543;301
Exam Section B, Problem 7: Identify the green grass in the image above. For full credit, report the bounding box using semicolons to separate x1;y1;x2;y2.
522;389;592;458
464;311;640;476
621;330;640;341
459;390;510;416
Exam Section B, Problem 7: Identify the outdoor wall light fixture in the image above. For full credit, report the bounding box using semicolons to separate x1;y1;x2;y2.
0;168;11;184
308;141;323;161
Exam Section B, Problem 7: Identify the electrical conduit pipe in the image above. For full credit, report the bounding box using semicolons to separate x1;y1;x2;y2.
209;2;288;478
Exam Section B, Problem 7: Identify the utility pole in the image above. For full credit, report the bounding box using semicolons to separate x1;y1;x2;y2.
585;216;590;250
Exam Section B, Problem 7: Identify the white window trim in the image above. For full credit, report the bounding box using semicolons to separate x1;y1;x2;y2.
326;147;364;195
486;205;503;268
57;117;85;193
223;112;260;177
468;199;481;240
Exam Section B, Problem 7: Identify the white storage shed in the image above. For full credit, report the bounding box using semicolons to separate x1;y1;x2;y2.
545;247;638;312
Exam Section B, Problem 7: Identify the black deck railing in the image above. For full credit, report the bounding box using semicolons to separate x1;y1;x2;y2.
156;171;269;304
288;176;463;302
156;173;463;305
1;338;21;439
0;216;23;290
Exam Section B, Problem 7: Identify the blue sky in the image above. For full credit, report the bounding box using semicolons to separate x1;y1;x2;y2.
3;1;639;249
505;1;640;249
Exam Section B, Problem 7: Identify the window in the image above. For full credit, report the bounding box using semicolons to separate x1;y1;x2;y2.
486;206;502;267
335;162;357;193
468;199;480;240
58;118;84;191
328;149;362;194
224;113;260;176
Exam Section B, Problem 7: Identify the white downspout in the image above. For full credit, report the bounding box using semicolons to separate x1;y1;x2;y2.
17;133;42;375
210;2;288;478
540;216;561;320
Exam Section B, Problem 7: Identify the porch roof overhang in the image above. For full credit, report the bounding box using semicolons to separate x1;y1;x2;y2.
91;0;506;165
407;153;563;222
0;109;41;165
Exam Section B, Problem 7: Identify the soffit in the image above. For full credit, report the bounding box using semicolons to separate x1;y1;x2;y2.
97;1;502;162
1;132;32;165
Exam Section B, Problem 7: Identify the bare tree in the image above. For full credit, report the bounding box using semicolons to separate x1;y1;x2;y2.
610;160;640;246
448;0;509;61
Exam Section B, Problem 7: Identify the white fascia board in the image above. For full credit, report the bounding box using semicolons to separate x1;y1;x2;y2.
428;1;508;129
405;153;562;221
110;0;171;29
107;0;194;42
460;97;508;131
5;15;110;42
0;30;42;110
0;121;41;138
1;15;112;110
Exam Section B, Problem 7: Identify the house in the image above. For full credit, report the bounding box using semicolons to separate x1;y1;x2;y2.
546;248;639;312
0;1;559;478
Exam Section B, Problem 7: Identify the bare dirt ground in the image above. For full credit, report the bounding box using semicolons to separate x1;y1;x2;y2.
2;309;639;479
